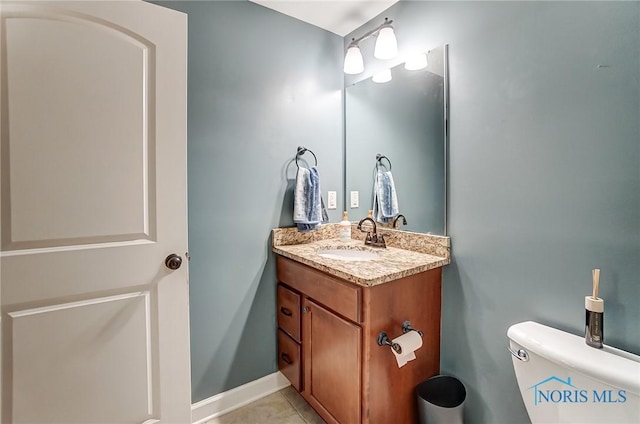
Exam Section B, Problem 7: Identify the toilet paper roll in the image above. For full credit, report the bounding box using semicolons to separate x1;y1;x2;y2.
391;331;423;368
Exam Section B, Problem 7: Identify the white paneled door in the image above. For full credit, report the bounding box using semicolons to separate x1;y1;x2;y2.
0;1;191;423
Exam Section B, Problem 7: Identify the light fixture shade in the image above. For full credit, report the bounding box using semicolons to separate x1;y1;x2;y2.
372;69;392;83
374;26;398;60
405;53;428;70
343;45;364;74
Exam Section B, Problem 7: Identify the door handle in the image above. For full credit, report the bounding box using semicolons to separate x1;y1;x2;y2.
165;254;183;270
280;307;293;317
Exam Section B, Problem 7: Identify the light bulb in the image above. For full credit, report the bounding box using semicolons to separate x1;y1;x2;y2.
372;69;392;83
374;26;398;60
405;53;428;70
343;45;364;74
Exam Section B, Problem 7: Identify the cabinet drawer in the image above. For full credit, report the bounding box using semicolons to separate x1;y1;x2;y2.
277;284;301;342
278;329;301;391
277;256;361;323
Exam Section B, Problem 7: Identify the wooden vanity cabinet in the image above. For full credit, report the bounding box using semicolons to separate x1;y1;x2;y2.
276;255;442;424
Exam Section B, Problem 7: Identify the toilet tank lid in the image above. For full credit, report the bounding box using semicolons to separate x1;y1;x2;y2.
507;321;640;396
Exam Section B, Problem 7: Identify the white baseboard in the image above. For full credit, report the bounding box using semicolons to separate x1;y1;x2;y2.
191;371;291;424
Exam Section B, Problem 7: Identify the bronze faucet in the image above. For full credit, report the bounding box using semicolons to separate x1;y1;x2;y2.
357;217;387;248
392;214;407;229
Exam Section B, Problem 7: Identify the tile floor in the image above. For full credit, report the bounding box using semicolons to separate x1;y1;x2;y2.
206;386;326;424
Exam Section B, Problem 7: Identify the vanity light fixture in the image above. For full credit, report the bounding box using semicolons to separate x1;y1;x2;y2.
343;45;365;74
372;69;392;83
343;18;398;75
373;21;398;60
404;52;428;71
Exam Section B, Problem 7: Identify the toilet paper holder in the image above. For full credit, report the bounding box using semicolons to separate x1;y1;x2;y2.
377;332;403;354
401;320;423;337
377;320;423;354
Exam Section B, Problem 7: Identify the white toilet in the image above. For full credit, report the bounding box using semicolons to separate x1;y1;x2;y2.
507;321;640;423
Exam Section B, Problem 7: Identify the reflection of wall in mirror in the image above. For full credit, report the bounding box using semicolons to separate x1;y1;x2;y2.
346;48;446;235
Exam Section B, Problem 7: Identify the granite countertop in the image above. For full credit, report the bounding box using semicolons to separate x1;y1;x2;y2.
272;226;450;287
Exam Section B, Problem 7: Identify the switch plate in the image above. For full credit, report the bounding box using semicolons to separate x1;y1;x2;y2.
350;191;359;208
327;191;337;209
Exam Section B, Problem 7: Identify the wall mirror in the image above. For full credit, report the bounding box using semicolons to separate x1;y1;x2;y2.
345;45;448;235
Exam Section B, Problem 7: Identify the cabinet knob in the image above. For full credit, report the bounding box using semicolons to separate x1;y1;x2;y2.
302;306;310;314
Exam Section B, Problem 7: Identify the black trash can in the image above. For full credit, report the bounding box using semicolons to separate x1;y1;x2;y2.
416;375;466;424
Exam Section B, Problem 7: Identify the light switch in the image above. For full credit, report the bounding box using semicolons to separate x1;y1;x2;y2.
350;191;359;208
327;191;337;209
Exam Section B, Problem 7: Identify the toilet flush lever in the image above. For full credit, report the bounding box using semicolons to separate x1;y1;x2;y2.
508;347;529;362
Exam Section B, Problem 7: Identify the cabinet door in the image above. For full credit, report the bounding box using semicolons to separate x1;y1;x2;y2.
302;299;361;424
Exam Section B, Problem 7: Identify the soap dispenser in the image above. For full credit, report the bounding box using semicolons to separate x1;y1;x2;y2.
339;211;351;242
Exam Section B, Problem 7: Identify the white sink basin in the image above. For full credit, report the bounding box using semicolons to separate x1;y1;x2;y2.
316;248;379;261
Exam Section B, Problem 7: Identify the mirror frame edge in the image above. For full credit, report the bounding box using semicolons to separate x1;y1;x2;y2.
443;43;449;237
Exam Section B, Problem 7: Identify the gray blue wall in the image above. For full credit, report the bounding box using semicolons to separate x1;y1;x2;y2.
347;1;638;423
158;1;344;402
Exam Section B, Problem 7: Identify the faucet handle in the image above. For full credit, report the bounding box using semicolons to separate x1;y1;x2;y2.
367;233;387;248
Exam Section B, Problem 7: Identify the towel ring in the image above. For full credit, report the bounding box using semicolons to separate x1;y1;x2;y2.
296;146;318;168
376;153;392;170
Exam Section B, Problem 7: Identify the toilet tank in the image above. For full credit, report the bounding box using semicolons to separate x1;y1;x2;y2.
507;321;640;424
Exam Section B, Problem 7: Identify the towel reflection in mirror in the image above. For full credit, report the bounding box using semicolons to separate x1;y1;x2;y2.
373;163;399;224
